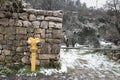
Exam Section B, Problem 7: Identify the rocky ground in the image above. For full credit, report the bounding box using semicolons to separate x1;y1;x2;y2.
0;49;120;80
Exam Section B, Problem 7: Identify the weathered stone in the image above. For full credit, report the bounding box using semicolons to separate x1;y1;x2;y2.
39;39;45;45
32;21;40;28
6;63;13;67
16;27;27;34
12;13;18;19
49;22;62;29
0;55;5;61
36;60;40;65
0;40;6;45
0;34;3;40
27;28;34;33
55;23;62;29
19;40;27;46
16;47;23;52
51;44;60;54
40;39;45;42
36;10;46;15
9;19;15;26
49;22;56;28
46;39;61;44
0;50;2;54
2;49;11;55
5;56;12;63
0;9;62;66
46;39;53;43
11;46;16;51
53;30;62;39
41;29;45;38
4;11;12;18
45;17;62;22
24;9;36;13
22;56;30;64
27;33;34;38
0;26;4;34
16;34;27;40
0;45;2;49
40;21;48;29
13;55;21;62
0;18;9;26
53;39;61;44
39;54;59;60
40;60;49;66
6;40;13;45
19;13;28;20
40;43;51;54
37;15;44;20
5;27;16;34
34;28;42;34
0;12;5;18
23;21;32;27
29;14;36;21
46;11;53;16
23;47;29;52
25;9;46;15
46;33;52;38
4;34;15;40
2;45;12;50
15;20;23;26
34;34;41;38
53;11;63;18
46;28;52;33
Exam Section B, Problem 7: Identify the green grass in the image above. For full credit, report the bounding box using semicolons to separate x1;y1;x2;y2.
18;64;61;76
0;62;61;76
0;66;13;75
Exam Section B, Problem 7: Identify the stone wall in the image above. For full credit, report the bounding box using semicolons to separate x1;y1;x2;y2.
0;9;63;68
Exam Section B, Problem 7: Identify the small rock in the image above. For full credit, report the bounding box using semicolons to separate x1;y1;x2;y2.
32;21;40;28
19;13;28;20
16;27;27;34
29;14;36;21
15;20;23;26
0;12;5;18
2;49;11;55
21;56;30;64
37;15;44;20
45;17;62;22
23;21;32;27
0;34;3;40
40;21;48;29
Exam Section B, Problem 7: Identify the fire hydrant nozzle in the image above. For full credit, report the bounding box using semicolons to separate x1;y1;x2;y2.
27;37;41;72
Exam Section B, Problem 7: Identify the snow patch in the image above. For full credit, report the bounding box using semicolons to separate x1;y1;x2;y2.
40;49;79;75
40;48;120;76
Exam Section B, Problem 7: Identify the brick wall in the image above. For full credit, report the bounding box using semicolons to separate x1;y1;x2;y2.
0;8;63;68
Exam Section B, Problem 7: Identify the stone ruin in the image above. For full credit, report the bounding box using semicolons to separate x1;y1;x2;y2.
0;6;63;68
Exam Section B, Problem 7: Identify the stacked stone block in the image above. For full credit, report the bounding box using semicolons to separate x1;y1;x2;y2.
0;9;63;68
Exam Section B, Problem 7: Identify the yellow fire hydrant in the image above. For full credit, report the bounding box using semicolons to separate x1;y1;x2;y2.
27;37;41;72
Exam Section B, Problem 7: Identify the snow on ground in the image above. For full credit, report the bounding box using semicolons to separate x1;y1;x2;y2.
40;41;120;76
40;49;80;75
40;48;120;76
99;40;118;48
